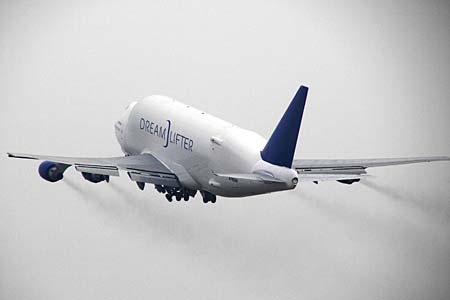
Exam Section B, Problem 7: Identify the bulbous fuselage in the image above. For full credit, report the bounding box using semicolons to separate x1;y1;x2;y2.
114;95;298;197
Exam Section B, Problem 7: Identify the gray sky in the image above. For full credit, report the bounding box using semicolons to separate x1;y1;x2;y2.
1;0;449;299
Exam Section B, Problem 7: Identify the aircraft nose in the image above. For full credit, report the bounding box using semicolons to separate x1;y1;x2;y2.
117;101;137;127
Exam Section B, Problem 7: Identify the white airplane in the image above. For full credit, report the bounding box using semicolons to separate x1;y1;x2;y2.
7;86;449;203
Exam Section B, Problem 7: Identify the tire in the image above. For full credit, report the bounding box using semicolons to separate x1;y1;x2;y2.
165;194;173;202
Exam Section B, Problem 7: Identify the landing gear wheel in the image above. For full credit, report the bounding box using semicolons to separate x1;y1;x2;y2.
155;185;166;193
175;194;182;201
136;181;145;191
201;191;216;204
165;194;173;202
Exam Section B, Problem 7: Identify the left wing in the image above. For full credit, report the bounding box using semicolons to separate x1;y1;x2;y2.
292;156;450;184
7;152;180;187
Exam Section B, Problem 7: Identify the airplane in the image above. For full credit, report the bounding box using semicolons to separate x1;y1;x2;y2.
7;85;449;204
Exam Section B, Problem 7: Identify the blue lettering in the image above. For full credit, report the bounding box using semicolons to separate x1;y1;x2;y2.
154;124;159;136
149;122;154;134
139;117;193;151
164;120;171;148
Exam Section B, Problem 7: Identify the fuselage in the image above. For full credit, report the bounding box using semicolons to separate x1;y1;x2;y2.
114;95;298;197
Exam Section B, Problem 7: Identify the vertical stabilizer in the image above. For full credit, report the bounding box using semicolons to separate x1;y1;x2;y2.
260;85;308;168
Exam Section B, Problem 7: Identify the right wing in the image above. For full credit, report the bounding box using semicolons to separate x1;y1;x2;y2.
292;156;449;184
7;152;180;187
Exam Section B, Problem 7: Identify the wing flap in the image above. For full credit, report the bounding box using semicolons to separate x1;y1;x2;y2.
75;165;120;176
127;170;180;187
298;173;367;182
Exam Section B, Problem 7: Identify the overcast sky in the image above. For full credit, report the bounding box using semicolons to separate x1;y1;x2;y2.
1;0;449;299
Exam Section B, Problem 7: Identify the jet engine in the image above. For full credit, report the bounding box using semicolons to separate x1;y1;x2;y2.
81;172;109;183
38;161;69;182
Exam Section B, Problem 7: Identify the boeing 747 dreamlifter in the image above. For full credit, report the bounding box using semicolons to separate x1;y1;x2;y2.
7;86;449;203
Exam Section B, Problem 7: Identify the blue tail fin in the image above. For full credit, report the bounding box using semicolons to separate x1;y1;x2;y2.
260;85;308;168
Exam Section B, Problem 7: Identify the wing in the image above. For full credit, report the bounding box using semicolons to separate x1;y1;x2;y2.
7;152;180;187
292;156;449;184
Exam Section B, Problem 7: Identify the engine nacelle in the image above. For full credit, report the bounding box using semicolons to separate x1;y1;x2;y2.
81;172;109;183
38;161;68;182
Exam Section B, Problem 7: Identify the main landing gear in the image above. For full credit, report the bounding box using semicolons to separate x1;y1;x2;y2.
154;184;197;202
200;191;216;204
153;184;217;204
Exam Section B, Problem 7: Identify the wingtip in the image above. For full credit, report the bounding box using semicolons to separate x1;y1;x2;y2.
6;153;37;160
434;156;450;161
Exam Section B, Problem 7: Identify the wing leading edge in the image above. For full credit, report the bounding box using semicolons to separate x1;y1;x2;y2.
293;156;449;184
